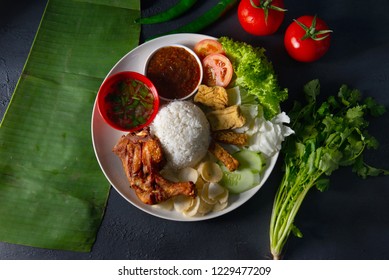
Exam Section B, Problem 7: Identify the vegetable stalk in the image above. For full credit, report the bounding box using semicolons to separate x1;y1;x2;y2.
269;79;388;259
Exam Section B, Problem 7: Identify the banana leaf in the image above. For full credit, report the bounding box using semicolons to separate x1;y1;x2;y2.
0;0;140;252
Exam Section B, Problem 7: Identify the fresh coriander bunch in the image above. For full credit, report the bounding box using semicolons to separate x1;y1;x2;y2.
269;79;389;260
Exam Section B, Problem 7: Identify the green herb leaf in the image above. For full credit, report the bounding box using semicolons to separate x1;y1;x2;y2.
269;80;389;259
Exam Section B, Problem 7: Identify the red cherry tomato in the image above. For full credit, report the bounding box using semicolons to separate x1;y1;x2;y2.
284;15;332;62
238;0;286;36
202;53;233;87
194;39;225;60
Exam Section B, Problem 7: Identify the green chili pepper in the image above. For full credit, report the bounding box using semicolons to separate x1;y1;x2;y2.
135;0;198;24
148;0;238;40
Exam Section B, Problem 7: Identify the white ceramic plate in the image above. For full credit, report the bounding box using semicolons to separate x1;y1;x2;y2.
91;33;279;221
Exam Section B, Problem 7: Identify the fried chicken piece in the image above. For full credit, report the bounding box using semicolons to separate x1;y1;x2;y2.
131;174;196;205
206;105;245;131
208;141;239;172
194;84;228;110
113;128;196;205
212;131;248;146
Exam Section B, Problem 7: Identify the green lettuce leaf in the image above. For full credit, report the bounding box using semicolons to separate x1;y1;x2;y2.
219;37;288;119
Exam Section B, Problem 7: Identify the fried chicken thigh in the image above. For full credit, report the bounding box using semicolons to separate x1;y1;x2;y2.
113;128;196;205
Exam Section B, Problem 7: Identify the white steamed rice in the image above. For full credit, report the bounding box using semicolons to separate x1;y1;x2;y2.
150;101;210;170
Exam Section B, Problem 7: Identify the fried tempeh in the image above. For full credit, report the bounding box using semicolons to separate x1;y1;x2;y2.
208;141;239;172
212;131;248;146
206;105;245;131
194;84;228;110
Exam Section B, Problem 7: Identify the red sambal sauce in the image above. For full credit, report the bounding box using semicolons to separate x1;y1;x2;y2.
105;78;155;130
146;46;200;100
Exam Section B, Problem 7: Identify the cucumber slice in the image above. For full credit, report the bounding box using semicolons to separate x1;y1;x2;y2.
233;149;266;173
220;168;260;194
219;150;267;193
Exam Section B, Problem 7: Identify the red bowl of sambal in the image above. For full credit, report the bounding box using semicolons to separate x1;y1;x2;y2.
97;71;159;132
145;44;203;101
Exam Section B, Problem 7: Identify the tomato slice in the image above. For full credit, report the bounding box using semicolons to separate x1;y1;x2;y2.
202;53;233;88
194;39;225;60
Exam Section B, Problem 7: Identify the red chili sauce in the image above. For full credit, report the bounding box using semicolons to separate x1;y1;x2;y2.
105;78;155;130
146;46;201;100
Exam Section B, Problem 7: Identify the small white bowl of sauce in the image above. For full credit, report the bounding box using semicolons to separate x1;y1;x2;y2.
144;44;203;101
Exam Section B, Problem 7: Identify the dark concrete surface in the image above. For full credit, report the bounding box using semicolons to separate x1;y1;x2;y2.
1;0;389;259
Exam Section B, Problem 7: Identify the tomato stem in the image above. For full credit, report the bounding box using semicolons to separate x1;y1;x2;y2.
249;0;287;23
294;15;333;41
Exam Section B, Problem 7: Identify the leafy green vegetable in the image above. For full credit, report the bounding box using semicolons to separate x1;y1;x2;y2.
219;37;288;119
269;79;389;259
